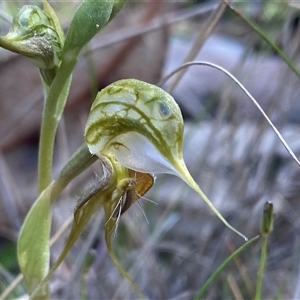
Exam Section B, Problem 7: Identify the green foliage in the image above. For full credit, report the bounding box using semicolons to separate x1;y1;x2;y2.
17;184;52;297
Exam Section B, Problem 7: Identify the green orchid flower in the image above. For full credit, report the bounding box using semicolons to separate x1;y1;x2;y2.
85;79;247;240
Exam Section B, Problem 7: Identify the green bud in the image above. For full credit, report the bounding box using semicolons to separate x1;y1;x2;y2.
260;201;274;236
0;5;63;70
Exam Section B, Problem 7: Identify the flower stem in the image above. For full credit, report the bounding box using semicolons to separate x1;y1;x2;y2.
255;236;268;300
37;68;72;193
255;202;273;300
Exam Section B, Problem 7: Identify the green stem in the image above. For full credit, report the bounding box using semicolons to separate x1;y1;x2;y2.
255;236;268;300
37;62;73;193
37;0;118;193
194;235;260;300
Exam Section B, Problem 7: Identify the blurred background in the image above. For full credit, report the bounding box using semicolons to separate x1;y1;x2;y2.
1;0;300;299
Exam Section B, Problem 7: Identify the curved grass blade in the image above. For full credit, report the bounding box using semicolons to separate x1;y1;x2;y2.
160;61;300;168
194;235;260;300
227;3;300;81
255;202;273;300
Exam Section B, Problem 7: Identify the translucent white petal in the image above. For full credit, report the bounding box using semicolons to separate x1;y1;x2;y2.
104;132;178;175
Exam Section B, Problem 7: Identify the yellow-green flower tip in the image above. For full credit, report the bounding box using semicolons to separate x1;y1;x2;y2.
0;5;62;69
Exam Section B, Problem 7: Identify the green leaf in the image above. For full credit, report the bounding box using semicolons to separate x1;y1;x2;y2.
17;183;53;298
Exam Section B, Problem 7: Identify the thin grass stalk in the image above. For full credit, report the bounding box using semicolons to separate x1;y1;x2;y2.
255;236;268;300
160;61;300;168
255;201;273;300
227;273;244;300
226;239;254;297
227;2;300;81
194;235;260;299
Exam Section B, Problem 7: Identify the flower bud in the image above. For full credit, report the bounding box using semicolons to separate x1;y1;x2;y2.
0;5;63;70
260;201;274;236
